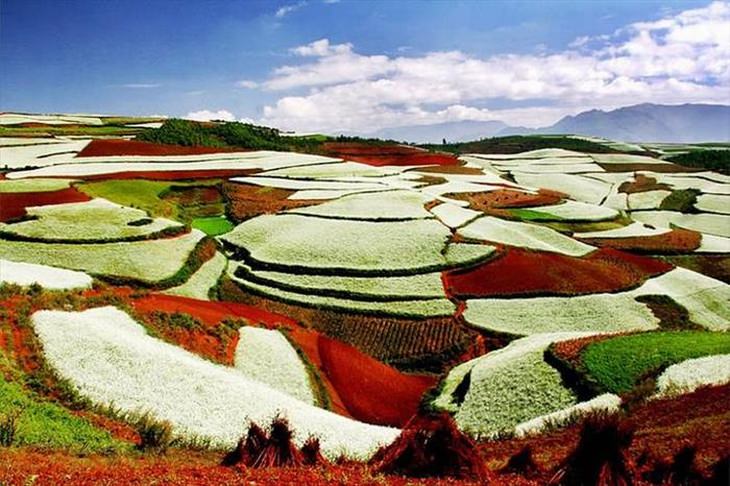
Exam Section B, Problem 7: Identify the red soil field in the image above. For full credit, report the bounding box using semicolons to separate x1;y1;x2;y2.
618;174;672;194
318;335;437;427
77;139;243;157
322;142;458;167
443;247;673;297
577;228;702;253
0;449;499;486
446;189;564;211
0;187;91;221
222;182;321;221
131;294;298;329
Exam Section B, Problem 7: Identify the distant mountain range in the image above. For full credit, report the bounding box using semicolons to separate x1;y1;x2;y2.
371;120;508;144
366;103;730;144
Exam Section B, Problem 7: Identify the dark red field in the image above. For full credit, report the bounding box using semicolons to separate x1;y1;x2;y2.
131;294;298;329
0;186;91;221
318;335;437;427
444;247;673;297
446;188;564;210
577;228;702;253
77;139;244;157
322;142;458;166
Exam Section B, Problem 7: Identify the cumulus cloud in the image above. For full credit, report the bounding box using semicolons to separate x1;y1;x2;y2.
185;110;236;122
259;1;730;132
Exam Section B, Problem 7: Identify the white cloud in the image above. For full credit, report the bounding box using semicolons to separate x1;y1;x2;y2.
275;1;307;18
289;38;354;57
119;83;161;89
185;110;236;122
237;80;259;89
259;1;730;132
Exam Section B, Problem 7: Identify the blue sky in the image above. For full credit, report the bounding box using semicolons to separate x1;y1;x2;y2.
1;0;727;132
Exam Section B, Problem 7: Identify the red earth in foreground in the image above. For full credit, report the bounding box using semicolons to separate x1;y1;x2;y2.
318;335;437;427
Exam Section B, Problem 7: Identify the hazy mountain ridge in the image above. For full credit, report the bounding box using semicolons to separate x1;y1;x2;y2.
366;104;730;144
368;120;508;144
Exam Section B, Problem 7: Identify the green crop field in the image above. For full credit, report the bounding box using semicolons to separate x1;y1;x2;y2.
192;215;234;236
582;331;730;393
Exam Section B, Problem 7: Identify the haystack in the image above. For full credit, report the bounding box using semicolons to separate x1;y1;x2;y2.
549;413;635;486
501;446;540;478
223;416;305;468
370;412;488;480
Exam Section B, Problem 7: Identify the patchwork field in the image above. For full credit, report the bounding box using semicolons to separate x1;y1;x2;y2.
0;118;728;485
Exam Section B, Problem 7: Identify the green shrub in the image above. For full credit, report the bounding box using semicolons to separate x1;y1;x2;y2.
136;119;316;152
421;135;630;155
0;408;22;446
659;189;701;212
667;150;730;174
133;413;174;453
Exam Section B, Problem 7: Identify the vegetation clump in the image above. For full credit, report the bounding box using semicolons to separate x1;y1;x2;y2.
667;150;730;174
659;188;701;212
136;119;323;152
422;134;627;155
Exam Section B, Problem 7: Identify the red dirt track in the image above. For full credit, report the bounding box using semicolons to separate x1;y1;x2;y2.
0;187;91;221
444;247;673;297
318;335;437;427
77;139;244;157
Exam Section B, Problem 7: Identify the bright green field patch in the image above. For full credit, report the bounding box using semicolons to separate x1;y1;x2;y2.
78;179;178;219
192;215;234;236
0;375;123;453
77;179;222;223
582;331;730;394
509;208;563;221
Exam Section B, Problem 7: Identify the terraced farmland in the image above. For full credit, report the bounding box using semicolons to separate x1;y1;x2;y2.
1;119;728;485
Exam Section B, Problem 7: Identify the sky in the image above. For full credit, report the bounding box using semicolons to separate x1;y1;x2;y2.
1;0;728;133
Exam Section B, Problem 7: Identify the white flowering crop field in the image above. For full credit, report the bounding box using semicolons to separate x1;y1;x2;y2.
32;307;398;459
